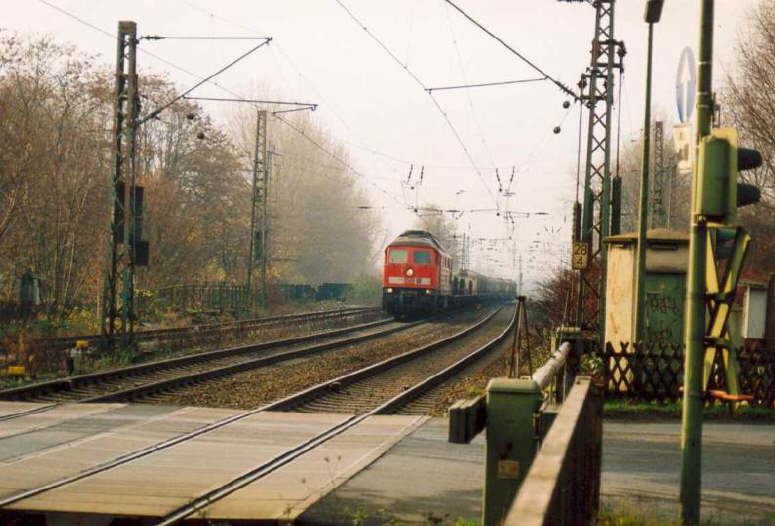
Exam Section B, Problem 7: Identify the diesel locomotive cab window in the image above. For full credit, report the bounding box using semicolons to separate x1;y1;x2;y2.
413;251;432;264
389;249;408;263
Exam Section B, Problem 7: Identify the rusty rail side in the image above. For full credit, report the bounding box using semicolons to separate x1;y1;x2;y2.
504;376;603;526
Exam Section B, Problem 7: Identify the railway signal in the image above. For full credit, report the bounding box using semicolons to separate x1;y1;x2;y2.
696;128;761;225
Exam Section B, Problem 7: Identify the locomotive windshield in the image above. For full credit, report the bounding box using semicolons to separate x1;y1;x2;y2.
388;249;408;263
413;250;432;264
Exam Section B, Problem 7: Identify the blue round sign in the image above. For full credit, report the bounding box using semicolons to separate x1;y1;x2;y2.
676;47;696;123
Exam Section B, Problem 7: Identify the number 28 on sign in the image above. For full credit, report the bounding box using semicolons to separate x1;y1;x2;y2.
572;241;589;270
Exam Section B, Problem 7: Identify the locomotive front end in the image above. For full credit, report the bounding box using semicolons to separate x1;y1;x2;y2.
382;231;450;318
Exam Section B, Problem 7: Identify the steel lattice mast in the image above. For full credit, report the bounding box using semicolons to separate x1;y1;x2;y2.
246;109;269;308
576;0;625;339
101;21;139;349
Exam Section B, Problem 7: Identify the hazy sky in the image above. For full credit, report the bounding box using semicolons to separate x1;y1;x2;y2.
3;0;759;290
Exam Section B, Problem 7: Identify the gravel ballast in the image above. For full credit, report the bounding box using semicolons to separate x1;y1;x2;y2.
148;307;496;409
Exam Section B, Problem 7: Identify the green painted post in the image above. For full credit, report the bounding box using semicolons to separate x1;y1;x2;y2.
482;378;542;526
634;20;655;348
681;1;714;524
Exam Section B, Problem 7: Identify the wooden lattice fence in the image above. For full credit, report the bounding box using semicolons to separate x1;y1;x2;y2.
602;339;774;406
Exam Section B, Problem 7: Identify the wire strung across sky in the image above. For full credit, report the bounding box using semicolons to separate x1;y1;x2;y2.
34;0;410;210
141;36;271;40
180;0;355;133
140;38;272;124
332;0;498;205
179;3;425;217
442;0;578;100
183;96;317;111
37;0;273;125
272;113;408;207
426;77;548;93
35;0;564;239
442;3;497;174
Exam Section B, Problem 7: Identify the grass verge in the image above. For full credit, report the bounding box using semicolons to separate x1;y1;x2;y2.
604;399;775;421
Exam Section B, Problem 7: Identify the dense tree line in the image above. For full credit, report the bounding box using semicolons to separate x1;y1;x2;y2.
0;32;379;322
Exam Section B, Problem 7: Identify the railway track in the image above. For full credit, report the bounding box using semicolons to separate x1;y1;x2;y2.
33;306;381;354
269;304;514;414
0;317;420;408
0;303;515;519
150;304;516;526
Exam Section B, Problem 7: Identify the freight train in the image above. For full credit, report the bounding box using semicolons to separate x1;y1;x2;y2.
382;230;516;318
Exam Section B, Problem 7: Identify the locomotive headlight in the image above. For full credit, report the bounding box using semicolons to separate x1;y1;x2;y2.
406;268;414;277
386;288;393;293
425;289;432;294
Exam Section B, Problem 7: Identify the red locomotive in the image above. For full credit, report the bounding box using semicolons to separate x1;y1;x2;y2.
382;230;516;317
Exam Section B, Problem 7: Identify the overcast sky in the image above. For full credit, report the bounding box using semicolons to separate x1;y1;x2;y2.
3;0;759;290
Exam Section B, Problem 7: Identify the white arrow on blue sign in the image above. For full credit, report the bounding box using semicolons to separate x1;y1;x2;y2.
676;47;697;124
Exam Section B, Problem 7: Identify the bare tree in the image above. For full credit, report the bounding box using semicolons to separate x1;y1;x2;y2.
723;2;775;278
725;1;775;207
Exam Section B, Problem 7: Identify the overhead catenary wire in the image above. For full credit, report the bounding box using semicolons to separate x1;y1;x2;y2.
37;0;270;124
37;0;114;39
332;0;497;205
183;96;316;108
40;0;557;263
272;113;407;207
141;36;270;40
38;0;538;195
183;96;317;115
180;0;354;133
442;0;578;100
442;4;497;172
272;106;317;115
139;38;272;124
35;0;408;209
426;77;547;93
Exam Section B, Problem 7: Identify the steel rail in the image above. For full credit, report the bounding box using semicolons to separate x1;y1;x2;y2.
79;320;423;403
267;306;504;412
152;305;515;526
0;319;398;410
381;306;518;414
0;306;504;511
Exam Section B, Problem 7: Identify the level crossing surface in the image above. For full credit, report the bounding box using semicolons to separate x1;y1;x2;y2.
0;402;772;524
0;402;428;522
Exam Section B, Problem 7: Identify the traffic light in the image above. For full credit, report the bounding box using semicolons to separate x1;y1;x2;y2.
696;127;762;226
